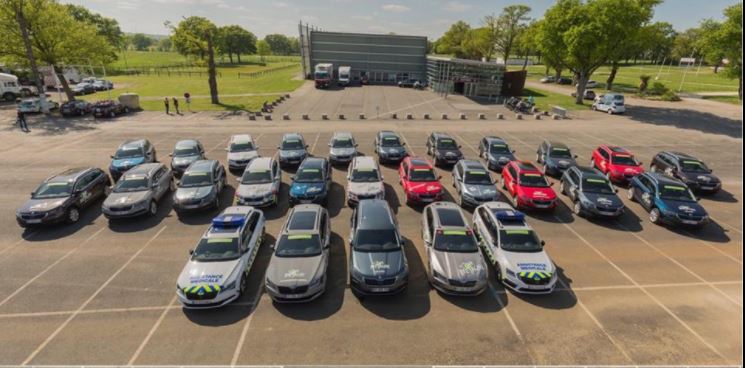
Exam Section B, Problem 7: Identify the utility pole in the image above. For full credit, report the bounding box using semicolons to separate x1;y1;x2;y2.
15;0;49;113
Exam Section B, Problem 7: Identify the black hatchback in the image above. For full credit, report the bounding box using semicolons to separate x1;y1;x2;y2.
60;100;93;117
650;151;721;194
426;132;463;167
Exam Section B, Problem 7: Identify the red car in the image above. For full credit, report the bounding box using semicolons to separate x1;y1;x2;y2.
501;161;557;210
399;157;443;205
591;145;644;184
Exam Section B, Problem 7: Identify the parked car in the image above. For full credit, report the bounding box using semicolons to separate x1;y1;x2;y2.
236;157;281;207
535;140;577;176
346;156;385;207
560;166;624;218
478;136;516;172
17;98;58;113
60;100;92;117
265;204;330;302
399;157;443;205
92;79;113;91
501;161;557;211
170;139;206;177
556;77;573;85
92;100;128;118
177;207;265;308
328;132;358;165
571;89;596;100
109;139;157;181
576;80;598;88
102;163;173;219
374;130;407;164
591;145;644;185
539;75;555;83
452;159;499;208
627;172;709;227
72;82;95;95
225;134;259;172
426;132;463;167
16;167;111;227
172;160;226;214
649;151;721;194
289;157;332;206
592;93;626;114
421;202;487;295
277;133;309;168
349;199;408;296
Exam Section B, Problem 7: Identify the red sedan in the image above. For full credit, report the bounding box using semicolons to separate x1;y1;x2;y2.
591;145;644;185
501;161;557;210
399;157;443;205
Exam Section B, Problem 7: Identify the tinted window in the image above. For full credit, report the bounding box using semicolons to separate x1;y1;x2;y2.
230;141;254;152
549;147;572;158
288;211;317;230
409;168;437;182
381;136;401;146
174;145;199;156
113;176;149;192
351;168;380;182
434;231;478;252
275;234;322;257
581;177;614;194
332;138;354;148
180;171;211;187
192;237;240;262
499;230;542;252
33;181;73;198
295;167;324;183
353;229;400;252
464;170;492;185
114;146;143;159
659;184;696;202
680;159;710;173
611;154;638;166
436;138;458;150
518;173;549;187
241;169;272;184
281;139;304;150
437;208;466;227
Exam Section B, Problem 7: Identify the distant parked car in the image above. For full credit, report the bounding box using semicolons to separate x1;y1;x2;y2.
571;89;596;100
576;80;598;88
92;79;113;91
592;93;626;114
17;98;58;113
539;75;555;83
93;100;128;118
72;82;95;95
60;100;93;117
556;77;573;85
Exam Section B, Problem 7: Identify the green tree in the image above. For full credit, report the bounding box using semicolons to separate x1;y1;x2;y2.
264;34;292;55
671;28;701;61
156;37;172;52
461;27;495;60
435;21;471;57
696;19;723;73
604;1;660;90
704;2;742;98
494;5;531;63
643;22;676;64
130;33;154;51
65;4;123;51
217;25;256;63
169;16;219;104
514;21;538;70
288;36;300;55
256;39;271;62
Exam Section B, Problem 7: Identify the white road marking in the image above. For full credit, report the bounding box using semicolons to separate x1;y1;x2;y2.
127;295;178;365
566;280;742;292
0;231;37;258
230;279;269;365
398;132;417;156
309;132;321;154
21;226;168;366
0;302;255;320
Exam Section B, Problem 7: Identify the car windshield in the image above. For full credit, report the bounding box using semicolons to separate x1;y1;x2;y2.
173;146;199;156
32;181;72;199
281;139;304;150
179;172;211;188
332;138;354;148
114;147;143;159
295;168;323;183
680;160;710;173
659;184;696;202
499;229;543;252
381;136;401;147
351;168;380;182
437;139;458;150
611;154;638;166
464;170;492;185
518;173;549;187
114;176;149;192
409;168;437;182
191;237;240;262
433;231;478;252
314;72;329;79
582;177;615;194
229;141;253;152
19;101;35;107
490;143;510;154
275;234;322;257
549;147;572;158
241;169;272;184
353;229;400;252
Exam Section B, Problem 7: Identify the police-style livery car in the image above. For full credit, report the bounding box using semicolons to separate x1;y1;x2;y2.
177;206;265;308
627;172;709;227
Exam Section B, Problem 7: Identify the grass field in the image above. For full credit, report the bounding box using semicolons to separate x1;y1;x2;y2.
110;51;300;69
520;87;588;111
702;95;743;105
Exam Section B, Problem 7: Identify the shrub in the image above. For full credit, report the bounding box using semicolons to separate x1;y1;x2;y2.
660;90;681;101
638;75;651;92
649;82;669;95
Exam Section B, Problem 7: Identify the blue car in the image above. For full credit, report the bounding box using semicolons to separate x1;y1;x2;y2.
289;157;331;206
627;172;709;227
109;139;157;181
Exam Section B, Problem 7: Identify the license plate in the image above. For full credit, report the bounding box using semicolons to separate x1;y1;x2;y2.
682;220;699;225
299;200;312;204
420;197;434;202
371;287;389;293
26;219;42;224
190;299;215;304
525;284;546;290
598;211;616;216
454;286;471;292
283;294;304;299
184;205;200;209
700;186;713;190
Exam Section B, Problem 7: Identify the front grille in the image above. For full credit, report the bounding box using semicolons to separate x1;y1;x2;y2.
278;285;308;294
419;193;435;199
356;194;376;200
185;290;218;300
21;212;46;220
365;277;396;286
108;205;133;212
448;279;477;287
677;213;704;221
520;274;552;285
334;155;350;160
533;200;553;206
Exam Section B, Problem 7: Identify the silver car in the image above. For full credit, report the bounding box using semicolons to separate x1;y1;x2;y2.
236;157;281;207
421;202;488;295
170;139;205;177
328;132;358;165
226;134;259;171
172;160;227;214
346;156;385;207
452;159;500;208
277;133;309;167
265;205;330;302
102;163;173;219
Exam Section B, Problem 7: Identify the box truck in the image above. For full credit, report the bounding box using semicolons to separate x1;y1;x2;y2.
338;66;351;86
314;63;334;89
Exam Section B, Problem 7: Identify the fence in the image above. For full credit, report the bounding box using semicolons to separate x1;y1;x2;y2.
238;64;300;79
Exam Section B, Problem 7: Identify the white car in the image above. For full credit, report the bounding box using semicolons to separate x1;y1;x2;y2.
346;156;385;206
17;98;58;113
177;206;265;309
592;93;626;114
577;80;598;88
472;201;557;294
226;134;259;172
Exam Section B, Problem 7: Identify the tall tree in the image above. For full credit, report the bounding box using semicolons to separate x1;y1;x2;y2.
130;33;154;51
704;2;742;98
671;28;702;61
217;25;256;63
514;21;538;70
696;19;723;73
494;5;531;63
256;39;271;62
156;37;172;52
169;16;220;104
462;27;495;60
263;34;292;55
604;0;660;90
65;4;123;51
435;21;471;57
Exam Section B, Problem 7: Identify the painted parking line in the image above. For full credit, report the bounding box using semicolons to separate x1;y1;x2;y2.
0;301;255;320
708;216;743;235
127;295;178;365
230;275;267;366
486;282;538;364
0;231;37;259
309;132;321;154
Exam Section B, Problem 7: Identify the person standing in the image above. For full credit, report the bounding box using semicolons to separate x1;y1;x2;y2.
173;97;180;115
17;105;29;133
183;92;191;112
164;97;170;115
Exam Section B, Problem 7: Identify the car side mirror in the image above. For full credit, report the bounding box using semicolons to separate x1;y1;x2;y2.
110;155;114;159
255;146;260;150
511;150;516;153
437;175;442;180
540;240;546;247
573;154;578;159
276;146;280;149
188;249;194;255
458;145;462;149
402;142;406;146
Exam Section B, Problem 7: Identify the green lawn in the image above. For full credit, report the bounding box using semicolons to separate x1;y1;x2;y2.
109;50;300;69
702;95;743;105
521;87;588;111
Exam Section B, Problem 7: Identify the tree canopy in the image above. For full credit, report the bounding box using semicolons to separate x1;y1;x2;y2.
217;25;256;63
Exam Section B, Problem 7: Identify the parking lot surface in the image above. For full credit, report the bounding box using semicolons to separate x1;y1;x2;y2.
0;85;742;366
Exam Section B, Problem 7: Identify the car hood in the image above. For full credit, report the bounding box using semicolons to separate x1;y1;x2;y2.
582;192;624;208
681;172;720;185
407;181;442;194
489;153;515;164
518;186;557;200
462;184;499;198
430;250;486;282
177;258;240;289
290;182;325;197
266;254;324;286
175;186;214;201
610;164;644;175
546;157;576;169
171;155;200;168
228;151;258;161
18;197;69;213
104;190;150;206
279;149;306;157
111;157;145;168
436;149;462;158
658;198;707;216
348;181;384;196
237;183;273;198
352;249;405;278
503;250;555;274
330;147;356;156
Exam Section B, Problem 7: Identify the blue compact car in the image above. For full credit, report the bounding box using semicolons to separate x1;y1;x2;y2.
109;139;157;181
627;172;709;227
289;157;331;206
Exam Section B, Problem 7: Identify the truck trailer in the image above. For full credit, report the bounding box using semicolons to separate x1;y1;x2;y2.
314;63;334;89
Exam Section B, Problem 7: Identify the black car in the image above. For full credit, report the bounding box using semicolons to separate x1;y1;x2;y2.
72;83;95;96
170;139;206;177
16;167;111;227
426;132;463;167
93;100;129;118
374;130;407;164
536;140;578;176
650;151;721;194
560;166;624;218
557;77;573;85
60;100;93;117
172;160;226;214
478;136;516;171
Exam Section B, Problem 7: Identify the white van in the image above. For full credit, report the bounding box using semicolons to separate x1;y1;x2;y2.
592;93;626;114
338;66;351;86
0;73;37;102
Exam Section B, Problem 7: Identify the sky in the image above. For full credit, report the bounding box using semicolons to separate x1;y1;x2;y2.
66;0;739;39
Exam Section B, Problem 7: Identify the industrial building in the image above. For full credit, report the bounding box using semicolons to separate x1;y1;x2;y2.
426;56;506;98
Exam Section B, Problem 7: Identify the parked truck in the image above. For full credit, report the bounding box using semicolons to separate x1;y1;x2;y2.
314;63;334;89
0;73;38;101
338;66;351;86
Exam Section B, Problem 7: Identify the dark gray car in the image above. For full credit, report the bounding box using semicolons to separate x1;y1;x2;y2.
478;136;516;172
277;133;309;168
102;163;173;219
173;160;226;214
560;166;624;218
170;139;205;177
536;140;578;176
374;130;407;164
452;160;500;208
426;132;463;167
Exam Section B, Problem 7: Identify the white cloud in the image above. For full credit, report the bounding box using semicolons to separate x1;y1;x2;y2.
444;1;471;12
381;4;410;13
351;15;374;21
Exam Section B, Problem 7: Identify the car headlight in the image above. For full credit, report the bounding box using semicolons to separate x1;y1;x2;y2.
432;269;447;283
505;268;516;277
265;278;277;291
223;280;237;291
309;275;324;288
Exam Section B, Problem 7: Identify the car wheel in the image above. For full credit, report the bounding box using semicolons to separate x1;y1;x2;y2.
649;208;661;224
124;107;130;114
66;207;80;224
573;201;583;216
148;201;158;216
239;272;248;295
79;110;85;116
627;187;636;201
607;109;613;115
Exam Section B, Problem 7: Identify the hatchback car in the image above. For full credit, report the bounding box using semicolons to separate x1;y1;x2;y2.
591;145;644;185
452;160;499;208
177;207;265;308
170;139;206;177
374;130;408;164
570;89;596;100
277;133;309;168
102;163;173;219
501;161;557;211
92;79;113;91
399;157;443;205
560;166;624;218
92;100;128;118
421;202;487;295
478;136;517;172
265;204;330;302
109;139;157;181
592;93;626;114
426;132;463;167
16;167;111;227
349;199;408;295
289;157;332;206
628;172;709;227
236;157;281;207
60;100;92;117
650;151;721;194
536;140;577;176
226;134;259;172
472;202;557;294
328;132;358;165
346;156;385;206
173;160;226;214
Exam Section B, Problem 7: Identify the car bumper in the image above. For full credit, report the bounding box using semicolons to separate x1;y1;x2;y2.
378;153;405;163
227;161;252;171
236;194;276;207
103;206;149;219
519;199;557;210
431;278;487;296
406;192;443;204
173;200;214;213
687;182;721;193
663;213;710;227
289;194;326;206
278;157;304;166
350;276;408;295
460;194;498;207
265;283;325;303
435;156;461;165
585;205;625;218
487;160;510;171
178;289;240;309
16;211;67;227
347;192;385;206
329;155;354;163
502;275;557;295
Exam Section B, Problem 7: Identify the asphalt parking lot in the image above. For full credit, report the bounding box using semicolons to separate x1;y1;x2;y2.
0;85;742;366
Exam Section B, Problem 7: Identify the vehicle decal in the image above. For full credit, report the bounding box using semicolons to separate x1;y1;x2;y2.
682;160;704;167
697;175;711;181
586;179;607;183
518;271;552;281
678;205;695;213
413;169;432;172
384;137;398;140
186;172;208;176
663;185;686;191
468;171;487;175
288;234;312;240
284;269;306;278
523;173;541;177
356;168;374;172
552;148;568;151
207;238;234;243
285;139;299;143
505;230;529;235
517;263;547;271
189;274;223;284
183;283;221;295
46;183;69;186
301;169;320;172
370;260;390;273
458;262;482;275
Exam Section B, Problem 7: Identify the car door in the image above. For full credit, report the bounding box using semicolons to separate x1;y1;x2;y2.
636;176;654;209
472;207;489;246
505;166;518;196
320;211;330;273
348;207;357;244
73;173;94;208
537;142;547;163
452;163;462;192
597;149;610;172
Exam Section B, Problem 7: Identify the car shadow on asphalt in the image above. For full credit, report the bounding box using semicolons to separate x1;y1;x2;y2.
667;220;731;243
176;185;236;226
624;106;742;138
107;193;173;233
528;198;576;225
262;183;290;221
355;235;431;320
586;206;644;233
273;232;346;321
510;265;577;310
23;200;104;241
383;183;402;215
701;188;739;204
326;182;346;218
437;264;503;313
